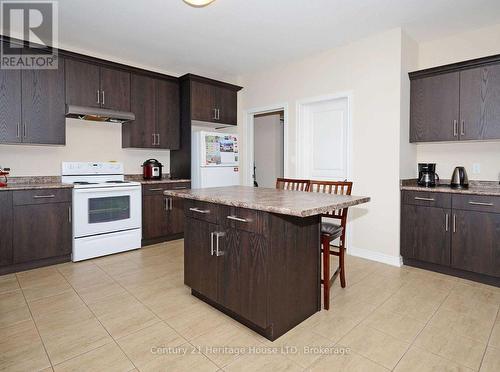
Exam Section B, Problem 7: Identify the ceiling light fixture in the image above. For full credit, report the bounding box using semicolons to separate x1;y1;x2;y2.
183;0;215;7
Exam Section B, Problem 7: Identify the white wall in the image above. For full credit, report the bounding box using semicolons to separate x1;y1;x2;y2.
238;29;406;264
416;23;500;182
0;119;170;176
254;113;283;188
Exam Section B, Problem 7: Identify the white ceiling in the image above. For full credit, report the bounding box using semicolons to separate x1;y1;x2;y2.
58;0;500;79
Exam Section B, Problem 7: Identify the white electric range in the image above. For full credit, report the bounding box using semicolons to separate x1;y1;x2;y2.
61;162;142;261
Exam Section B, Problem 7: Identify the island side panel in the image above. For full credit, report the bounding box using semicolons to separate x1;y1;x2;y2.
268;213;321;340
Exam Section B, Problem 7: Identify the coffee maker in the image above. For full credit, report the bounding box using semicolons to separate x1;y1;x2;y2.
418;163;439;187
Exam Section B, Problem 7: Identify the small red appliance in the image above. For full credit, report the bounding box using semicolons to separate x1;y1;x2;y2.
142;159;163;180
0;167;9;187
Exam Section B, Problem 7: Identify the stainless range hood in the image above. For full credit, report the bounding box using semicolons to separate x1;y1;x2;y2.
65;105;135;123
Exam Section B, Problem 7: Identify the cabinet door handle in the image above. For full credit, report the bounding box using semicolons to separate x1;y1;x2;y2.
189;207;210;214
414;197;435;202
148;188;163;191
469;201;494;206
453;120;458;137
101;90;105;106
215;231;225;256
16;123;20;138
97;90;100;104
445;213;449;232
33;195;55;199
460;120;465;136
165;197;169;211
157;134;160;146
23;123;27;138
210;232;215;255
69;206;72;223
227;215;248;223
453;214;457;233
217;109;221;120
152;133;156;146
213;108;217;120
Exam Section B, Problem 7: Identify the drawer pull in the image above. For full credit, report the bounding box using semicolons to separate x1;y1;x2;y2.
445;213;449;232
33;195;55;199
174;186;188;190
227;215;248;223
468;201;494;207
189;207;210;214
148;188;163;191
414;197;435;202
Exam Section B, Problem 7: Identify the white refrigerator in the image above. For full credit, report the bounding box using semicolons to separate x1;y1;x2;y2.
191;131;240;188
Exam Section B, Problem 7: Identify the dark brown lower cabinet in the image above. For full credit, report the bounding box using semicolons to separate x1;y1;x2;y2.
184;217;219;302
0;192;13;267
13;202;72;263
401;204;450;265
141;182;189;245
401;191;500;286
451;210;500;277
183;199;320;341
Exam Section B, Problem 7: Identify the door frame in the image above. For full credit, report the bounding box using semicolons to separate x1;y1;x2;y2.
244;103;289;186
296;92;353;180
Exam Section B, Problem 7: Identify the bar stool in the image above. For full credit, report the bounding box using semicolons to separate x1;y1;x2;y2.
309;180;352;310
276;178;311;191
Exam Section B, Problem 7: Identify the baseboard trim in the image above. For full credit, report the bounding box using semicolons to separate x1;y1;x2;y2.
347;246;402;267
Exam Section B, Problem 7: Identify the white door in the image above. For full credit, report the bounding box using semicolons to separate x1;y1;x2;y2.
297;96;350;180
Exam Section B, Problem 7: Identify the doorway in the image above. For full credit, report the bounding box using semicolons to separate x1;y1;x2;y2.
253;111;284;188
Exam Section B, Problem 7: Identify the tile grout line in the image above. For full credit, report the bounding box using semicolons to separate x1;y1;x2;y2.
53;264;139;370
478;304;500;371
14;273;55;370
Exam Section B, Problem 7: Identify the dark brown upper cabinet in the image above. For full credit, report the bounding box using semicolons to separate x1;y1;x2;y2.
66;59;130;111
122;73;179;149
459;64;500;140
409;54;500;143
0;42;65;145
410;72;460;142
188;75;241;126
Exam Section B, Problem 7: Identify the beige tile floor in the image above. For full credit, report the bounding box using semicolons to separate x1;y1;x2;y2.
1;239;499;372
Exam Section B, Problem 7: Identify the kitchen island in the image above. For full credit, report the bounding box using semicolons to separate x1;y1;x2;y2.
164;186;370;341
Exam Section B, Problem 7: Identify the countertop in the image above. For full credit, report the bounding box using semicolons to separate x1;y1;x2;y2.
124;175;191;185
400;179;500;197
0;182;73;191
164;185;370;217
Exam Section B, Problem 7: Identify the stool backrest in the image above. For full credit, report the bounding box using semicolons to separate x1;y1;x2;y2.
276;178;311;192
309;180;353;222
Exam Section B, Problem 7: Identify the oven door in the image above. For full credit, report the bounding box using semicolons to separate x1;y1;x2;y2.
73;186;141;238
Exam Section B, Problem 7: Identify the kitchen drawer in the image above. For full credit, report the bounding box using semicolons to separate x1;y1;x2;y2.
402;190;451;209
13;189;72;206
142;182;191;196
220;206;269;235
452;194;500;213
185;199;218;224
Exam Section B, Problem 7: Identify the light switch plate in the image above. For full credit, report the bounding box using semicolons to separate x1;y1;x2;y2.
472;163;481;174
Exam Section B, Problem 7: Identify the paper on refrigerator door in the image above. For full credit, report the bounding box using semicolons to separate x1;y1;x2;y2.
204;134;238;165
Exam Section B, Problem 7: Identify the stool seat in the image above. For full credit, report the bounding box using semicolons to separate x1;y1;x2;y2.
321;222;343;239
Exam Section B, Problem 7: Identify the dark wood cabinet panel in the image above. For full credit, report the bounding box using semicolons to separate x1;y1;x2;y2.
0;56;21;143
217;228;268;328
21;56;65;145
452;210;500;277
216;87;237;125
13;202;72;263
157;79;180;149
168;197;185;235
142;194;168;240
0;192;13;267
124;74;157;148
184;217;218;301
460;65;500;140
410;72;460;142
100;67;130;111
65;59;100;108
190;80;216;122
401;204;451;266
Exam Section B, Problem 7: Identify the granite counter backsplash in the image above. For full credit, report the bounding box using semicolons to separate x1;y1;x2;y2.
401;179;500;197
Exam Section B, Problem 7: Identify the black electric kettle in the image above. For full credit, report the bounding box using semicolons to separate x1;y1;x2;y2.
450;166;469;189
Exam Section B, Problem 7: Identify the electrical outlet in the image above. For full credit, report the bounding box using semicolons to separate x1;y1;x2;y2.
472;163;481;174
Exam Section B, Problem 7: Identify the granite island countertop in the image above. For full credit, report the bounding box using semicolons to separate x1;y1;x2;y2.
164;185;370;217
401;179;500;197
